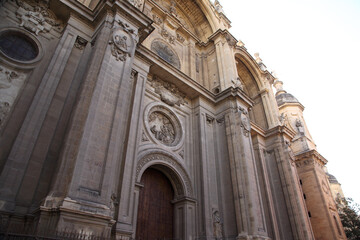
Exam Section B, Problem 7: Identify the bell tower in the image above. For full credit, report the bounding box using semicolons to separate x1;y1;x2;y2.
274;77;346;240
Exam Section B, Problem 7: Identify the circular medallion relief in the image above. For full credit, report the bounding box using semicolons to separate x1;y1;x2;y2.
144;104;183;148
149;111;175;145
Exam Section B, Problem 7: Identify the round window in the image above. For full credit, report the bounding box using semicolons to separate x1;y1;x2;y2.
0;31;38;61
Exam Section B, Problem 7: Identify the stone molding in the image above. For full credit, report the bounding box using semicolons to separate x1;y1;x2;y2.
136;150;193;199
295;149;328;168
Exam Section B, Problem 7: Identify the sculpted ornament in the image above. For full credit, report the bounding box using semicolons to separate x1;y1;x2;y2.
149;75;187;106
109;21;136;61
15;0;64;35
0;67;18;89
0;101;10;128
128;0;144;10
0;64;26;130
213;210;223;239
239;107;251;137
149;112;175;145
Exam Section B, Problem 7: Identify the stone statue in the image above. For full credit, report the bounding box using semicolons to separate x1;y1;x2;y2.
213;210;223;239
169;0;177;16
296;118;305;135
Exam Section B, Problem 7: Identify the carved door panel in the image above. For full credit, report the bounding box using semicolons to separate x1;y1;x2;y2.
136;168;174;240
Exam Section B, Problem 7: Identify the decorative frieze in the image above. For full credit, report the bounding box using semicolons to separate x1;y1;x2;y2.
15;0;64;35
152;14;163;25
176;33;185;43
148;75;187;106
160;28;176;45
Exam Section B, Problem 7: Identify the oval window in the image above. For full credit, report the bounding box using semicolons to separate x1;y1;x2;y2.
0;31;38;61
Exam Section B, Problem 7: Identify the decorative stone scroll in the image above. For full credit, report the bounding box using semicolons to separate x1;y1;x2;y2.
239;107;251;137
148;75;187;106
15;0;64;35
109;21;136;61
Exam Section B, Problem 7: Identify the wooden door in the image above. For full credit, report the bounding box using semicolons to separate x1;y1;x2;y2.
136;168;174;240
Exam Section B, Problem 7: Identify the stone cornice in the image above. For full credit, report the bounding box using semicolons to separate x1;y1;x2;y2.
136;45;255;107
295;149;328;167
278;102;305;111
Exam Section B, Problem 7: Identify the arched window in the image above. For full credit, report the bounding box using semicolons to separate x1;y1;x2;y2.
151;40;180;69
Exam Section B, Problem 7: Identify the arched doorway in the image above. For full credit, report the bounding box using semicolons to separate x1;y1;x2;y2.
136;168;174;240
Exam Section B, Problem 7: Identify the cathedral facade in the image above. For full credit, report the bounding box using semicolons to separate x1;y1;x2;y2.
0;0;346;239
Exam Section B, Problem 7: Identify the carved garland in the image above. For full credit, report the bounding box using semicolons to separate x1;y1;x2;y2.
136;153;193;198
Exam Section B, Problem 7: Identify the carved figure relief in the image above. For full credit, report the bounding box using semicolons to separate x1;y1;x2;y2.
148;75;187;106
296;118;305;135
160;28;177;45
152;14;163;25
149;112;175;145
0;67;18;89
176;33;185;43
239;107;251;137
0;101;10;128
151;41;180;69
15;0;64;35
144;104;183;148
109;21;136;61
213;210;223;239
169;1;177;16
128;0;144;10
0;65;25;129
231;77;244;90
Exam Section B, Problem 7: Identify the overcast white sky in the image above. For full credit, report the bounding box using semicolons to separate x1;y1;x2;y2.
218;0;360;204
